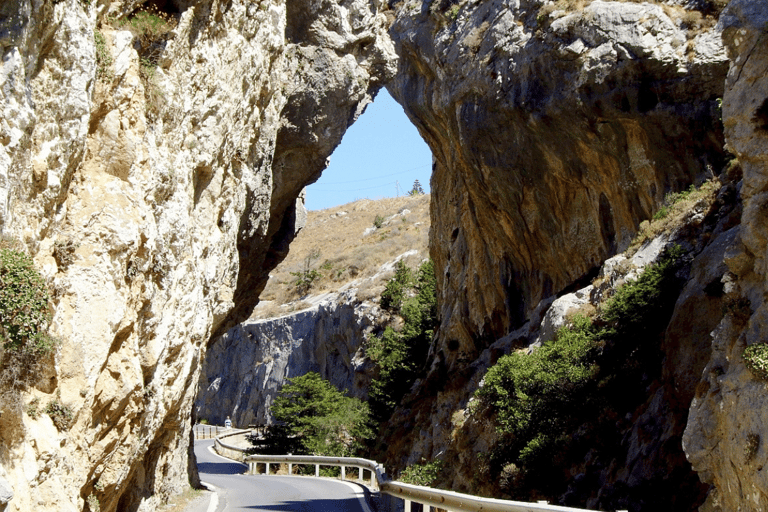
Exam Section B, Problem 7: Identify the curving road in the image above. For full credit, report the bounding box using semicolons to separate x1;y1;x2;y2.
192;439;374;512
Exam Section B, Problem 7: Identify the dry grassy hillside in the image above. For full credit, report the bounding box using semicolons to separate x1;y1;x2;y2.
252;194;430;318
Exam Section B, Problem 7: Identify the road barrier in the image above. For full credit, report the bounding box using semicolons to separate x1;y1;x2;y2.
193;424;228;440
204;428;626;512
213;429;251;462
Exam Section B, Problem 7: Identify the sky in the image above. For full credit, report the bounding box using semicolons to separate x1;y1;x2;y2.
304;89;433;211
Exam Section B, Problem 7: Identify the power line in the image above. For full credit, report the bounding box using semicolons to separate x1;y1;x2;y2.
311;164;431;186
309;181;399;192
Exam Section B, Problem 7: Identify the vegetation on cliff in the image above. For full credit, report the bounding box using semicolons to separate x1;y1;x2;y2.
476;244;687;501
0;242;58;411
368;259;437;422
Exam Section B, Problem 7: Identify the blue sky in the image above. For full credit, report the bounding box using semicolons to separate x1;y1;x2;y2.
304;90;433;211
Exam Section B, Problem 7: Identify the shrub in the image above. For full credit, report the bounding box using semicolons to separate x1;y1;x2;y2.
27;397;41;419
53;238;78;269
93;30;112;82
290;268;322;296
373;215;385;229
399;459;444;486
744;343;768;381
0;248;53;351
290;250;322;296
86;493;100;512
477;315;598;444
0;246;59;410
369;260;437;421
44;395;74;431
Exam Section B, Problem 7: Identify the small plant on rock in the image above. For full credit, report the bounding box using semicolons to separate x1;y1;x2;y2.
744;343;768;381
44;396;74;431
93;30;113;82
0;244;59;410
86;493;100;512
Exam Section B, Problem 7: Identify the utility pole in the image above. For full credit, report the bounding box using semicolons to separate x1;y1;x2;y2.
395;181;400;197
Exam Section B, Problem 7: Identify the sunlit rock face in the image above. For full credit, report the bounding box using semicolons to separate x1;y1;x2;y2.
683;1;768;510
387;0;729;369
0;0;395;510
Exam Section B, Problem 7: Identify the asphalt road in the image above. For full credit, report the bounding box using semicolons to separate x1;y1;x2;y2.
191;439;374;512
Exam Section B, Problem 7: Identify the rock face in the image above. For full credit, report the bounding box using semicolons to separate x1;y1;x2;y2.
683;1;768;510
388;0;729;369
0;0;395;510
376;172;741;510
195;290;382;428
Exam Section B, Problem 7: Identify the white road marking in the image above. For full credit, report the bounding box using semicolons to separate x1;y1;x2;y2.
199;481;219;512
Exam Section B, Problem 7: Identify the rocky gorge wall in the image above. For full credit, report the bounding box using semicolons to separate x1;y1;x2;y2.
0;0;395;510
683;2;768;510
388;0;729;370
195;290;382;428
378;0;766;509
2;0;767;510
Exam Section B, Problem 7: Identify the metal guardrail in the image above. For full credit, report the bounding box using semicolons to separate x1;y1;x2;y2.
206;429;624;512
242;453;621;512
193;424;228;440
245;454;384;489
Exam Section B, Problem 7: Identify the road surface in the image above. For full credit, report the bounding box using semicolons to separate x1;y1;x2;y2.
189;439;374;512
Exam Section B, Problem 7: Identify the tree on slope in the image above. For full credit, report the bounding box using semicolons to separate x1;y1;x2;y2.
254;372;372;456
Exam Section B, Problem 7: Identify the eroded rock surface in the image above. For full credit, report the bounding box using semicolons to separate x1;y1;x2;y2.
0;0;395;510
388;0;729;369
195;290;381;428
683;1;768;510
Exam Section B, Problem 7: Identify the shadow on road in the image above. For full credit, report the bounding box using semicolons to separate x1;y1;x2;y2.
197;461;247;476
239;497;366;511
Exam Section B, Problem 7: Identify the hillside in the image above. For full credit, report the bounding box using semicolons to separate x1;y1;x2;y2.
252;193;430;318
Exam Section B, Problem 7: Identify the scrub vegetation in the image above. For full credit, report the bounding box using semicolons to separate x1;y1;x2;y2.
475;244;687;497
0;240;59;412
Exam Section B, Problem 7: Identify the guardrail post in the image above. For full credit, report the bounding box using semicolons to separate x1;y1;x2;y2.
341;466;346;480
266;463;270;475
315;464;320;477
358;467;363;482
370;469;375;488
289;463;293;475
404;499;411;512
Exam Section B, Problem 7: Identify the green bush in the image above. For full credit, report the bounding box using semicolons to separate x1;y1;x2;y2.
399;459;444;486
744;344;768;381
0;248;54;351
373;215;385;229
290;268;322;296
253;372;372;457
0;246;59;410
86;493;100;512
477;315;598;458
93;30;112;82
381;260;414;311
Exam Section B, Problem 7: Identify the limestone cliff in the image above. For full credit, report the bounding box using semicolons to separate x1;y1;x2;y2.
683;1;768;510
388;0;729;369
0;0;395;510
195;290;381;428
380;0;743;508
